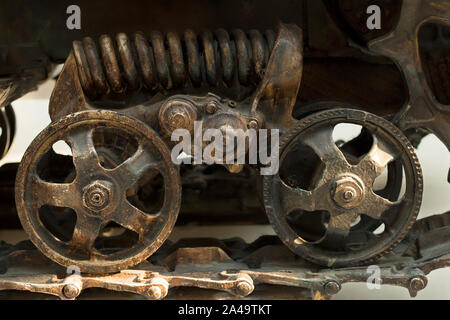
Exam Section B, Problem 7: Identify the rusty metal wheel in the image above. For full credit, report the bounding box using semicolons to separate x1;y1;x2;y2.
292;101;404;235
263;109;423;267
15;110;181;273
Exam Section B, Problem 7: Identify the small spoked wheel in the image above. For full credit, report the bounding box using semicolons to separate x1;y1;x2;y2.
15;110;181;273
263;109;423;267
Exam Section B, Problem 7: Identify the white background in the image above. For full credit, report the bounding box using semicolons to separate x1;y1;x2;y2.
1;80;449;299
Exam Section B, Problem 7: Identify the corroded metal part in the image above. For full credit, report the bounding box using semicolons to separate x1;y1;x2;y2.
70;28;275;99
368;0;450;150
251;23;303;131
49;53;90;122
15;110;182;273
158;99;198;136
48;24;301;128
0;212;448;300
264;108;423;267
291;100;405;235
6;2;449;295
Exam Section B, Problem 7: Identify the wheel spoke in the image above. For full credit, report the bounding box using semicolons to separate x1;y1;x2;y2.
357;137;396;181
375;161;403;200
378;199;407;230
112;201;160;235
302;124;349;168
31;177;76;208
109;146;162;189
364;192;396;220
277;176;327;214
322;214;353;248
67;127;102;174
69;212;103;255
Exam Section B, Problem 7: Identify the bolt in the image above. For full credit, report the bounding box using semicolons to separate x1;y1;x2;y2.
333;176;364;208
89;189;106;206
63;284;80;299
149;285;163;300
82;180;113;212
159;99;197;135
343;189;355;201
168;111;188;128
247;119;259;130
206;102;218;114
236;280;253;296
324;280;341;296
409;277;426;291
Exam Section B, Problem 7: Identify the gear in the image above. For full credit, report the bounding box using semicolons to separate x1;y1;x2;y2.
292;101;404;235
263;108;423;267
15;110;181;273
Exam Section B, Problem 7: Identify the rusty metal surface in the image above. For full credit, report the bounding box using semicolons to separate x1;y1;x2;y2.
368;0;450;151
73;30;276;100
1;0;449;300
0;212;449;300
14;8;450;272
15;111;182;273
325;0;403;45
263;108;423;267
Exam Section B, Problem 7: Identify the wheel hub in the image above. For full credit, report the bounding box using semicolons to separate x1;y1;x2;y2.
332;175;364;209
82;180;114;212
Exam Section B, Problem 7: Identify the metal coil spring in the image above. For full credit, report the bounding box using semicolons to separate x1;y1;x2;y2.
73;29;276;98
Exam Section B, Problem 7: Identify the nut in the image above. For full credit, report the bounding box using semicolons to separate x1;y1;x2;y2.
206;101;218;114
333;175;364;208
247;119;259;130
63;284;80;299
82;180;113;212
324;280;341;296
158;99;197;135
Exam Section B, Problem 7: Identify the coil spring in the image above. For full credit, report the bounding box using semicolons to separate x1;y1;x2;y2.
73;29;276;98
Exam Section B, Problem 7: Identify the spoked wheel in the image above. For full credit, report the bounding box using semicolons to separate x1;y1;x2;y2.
263;109;422;267
291;101;404;236
279;128;404;241
16;110;181;273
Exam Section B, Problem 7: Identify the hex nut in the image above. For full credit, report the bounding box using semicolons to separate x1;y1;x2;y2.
324;280;341;296
82;180;113;212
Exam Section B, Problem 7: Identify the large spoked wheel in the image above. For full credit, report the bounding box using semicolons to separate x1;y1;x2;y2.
16;110;181;273
292;101;404;235
263;109;422;267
